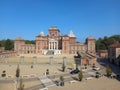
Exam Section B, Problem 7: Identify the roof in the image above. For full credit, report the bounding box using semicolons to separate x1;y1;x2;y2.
49;26;60;32
15;37;24;41
109;43;120;48
62;34;69;37
87;36;95;39
36;32;45;37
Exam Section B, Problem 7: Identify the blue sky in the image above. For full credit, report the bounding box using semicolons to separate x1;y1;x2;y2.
0;0;120;42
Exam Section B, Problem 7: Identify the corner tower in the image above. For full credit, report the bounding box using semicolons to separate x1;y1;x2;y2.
86;36;96;54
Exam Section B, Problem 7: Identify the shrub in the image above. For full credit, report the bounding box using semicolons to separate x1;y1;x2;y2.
46;69;49;75
78;72;83;81
62;63;66;72
106;65;112;77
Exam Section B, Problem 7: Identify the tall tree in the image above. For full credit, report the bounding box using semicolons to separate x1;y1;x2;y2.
78;72;83;81
5;39;14;50
16;64;20;81
106;65;112;77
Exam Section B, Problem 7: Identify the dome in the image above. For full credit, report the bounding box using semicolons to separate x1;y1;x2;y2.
68;30;75;37
49;26;58;30
87;36;94;39
40;31;44;36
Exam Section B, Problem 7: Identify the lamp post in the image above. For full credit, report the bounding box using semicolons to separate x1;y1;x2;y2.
63;57;67;66
20;56;24;64
49;56;53;65
33;56;37;64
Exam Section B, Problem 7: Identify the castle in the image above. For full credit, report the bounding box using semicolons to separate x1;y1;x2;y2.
14;26;96;55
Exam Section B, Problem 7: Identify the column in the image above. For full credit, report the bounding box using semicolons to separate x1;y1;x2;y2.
49;41;50;50
50;42;51;50
49;56;53;65
20;56;24;64
52;42;53;50
54;42;55;50
57;41;58;50
63;57;67;66
33;56;37;64
50;42;52;50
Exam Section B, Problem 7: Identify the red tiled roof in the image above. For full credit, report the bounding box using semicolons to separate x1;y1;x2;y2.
109;43;120;48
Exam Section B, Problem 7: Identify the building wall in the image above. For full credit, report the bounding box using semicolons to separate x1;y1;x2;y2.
62;36;70;54
86;37;96;54
14;38;25;54
21;44;35;54
82;57;96;66
108;43;120;66
69;44;87;54
116;48;120;58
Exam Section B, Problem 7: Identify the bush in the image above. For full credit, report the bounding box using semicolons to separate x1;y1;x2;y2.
78;72;83;81
46;69;49;75
106;65;112;77
62;63;66;72
96;72;100;78
1;70;6;77
60;76;64;86
92;63;95;68
60;76;64;82
84;64;87;69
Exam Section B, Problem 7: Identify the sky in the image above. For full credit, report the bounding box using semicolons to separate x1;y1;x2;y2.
0;0;120;42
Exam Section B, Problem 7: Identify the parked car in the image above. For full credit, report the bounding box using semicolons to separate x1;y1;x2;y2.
70;69;80;74
93;66;100;71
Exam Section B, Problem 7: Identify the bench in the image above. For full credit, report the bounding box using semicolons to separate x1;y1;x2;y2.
30;74;36;78
22;75;30;78
85;77;93;80
7;75;13;78
69;80;77;84
39;87;48;90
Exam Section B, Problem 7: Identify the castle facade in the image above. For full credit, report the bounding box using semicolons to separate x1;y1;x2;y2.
14;26;96;55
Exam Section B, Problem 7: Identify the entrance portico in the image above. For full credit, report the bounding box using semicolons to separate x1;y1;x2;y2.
49;39;58;50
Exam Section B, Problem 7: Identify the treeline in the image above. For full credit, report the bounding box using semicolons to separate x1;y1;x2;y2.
25;40;35;44
96;35;120;51
0;39;35;50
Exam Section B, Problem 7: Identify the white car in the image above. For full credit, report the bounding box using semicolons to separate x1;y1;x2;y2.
93;66;100;71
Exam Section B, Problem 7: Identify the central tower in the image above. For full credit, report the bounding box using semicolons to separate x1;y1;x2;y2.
48;26;61;50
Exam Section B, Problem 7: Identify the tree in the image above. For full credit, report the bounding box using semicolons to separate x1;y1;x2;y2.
60;76;64;82
18;78;24;90
60;76;64;86
106;65;112;77
62;63;66;72
16;65;20;81
78;72;83;81
46;69;49;75
0;40;6;47
5;39;14;50
92;63;95;68
84;64;87;69
1;70;6;77
96;35;120;51
95;72;100;78
25;40;35;44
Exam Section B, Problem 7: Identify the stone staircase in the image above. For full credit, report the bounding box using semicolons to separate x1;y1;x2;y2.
46;50;54;55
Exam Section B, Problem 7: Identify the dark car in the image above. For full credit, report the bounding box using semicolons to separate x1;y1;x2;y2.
70;69;80;74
